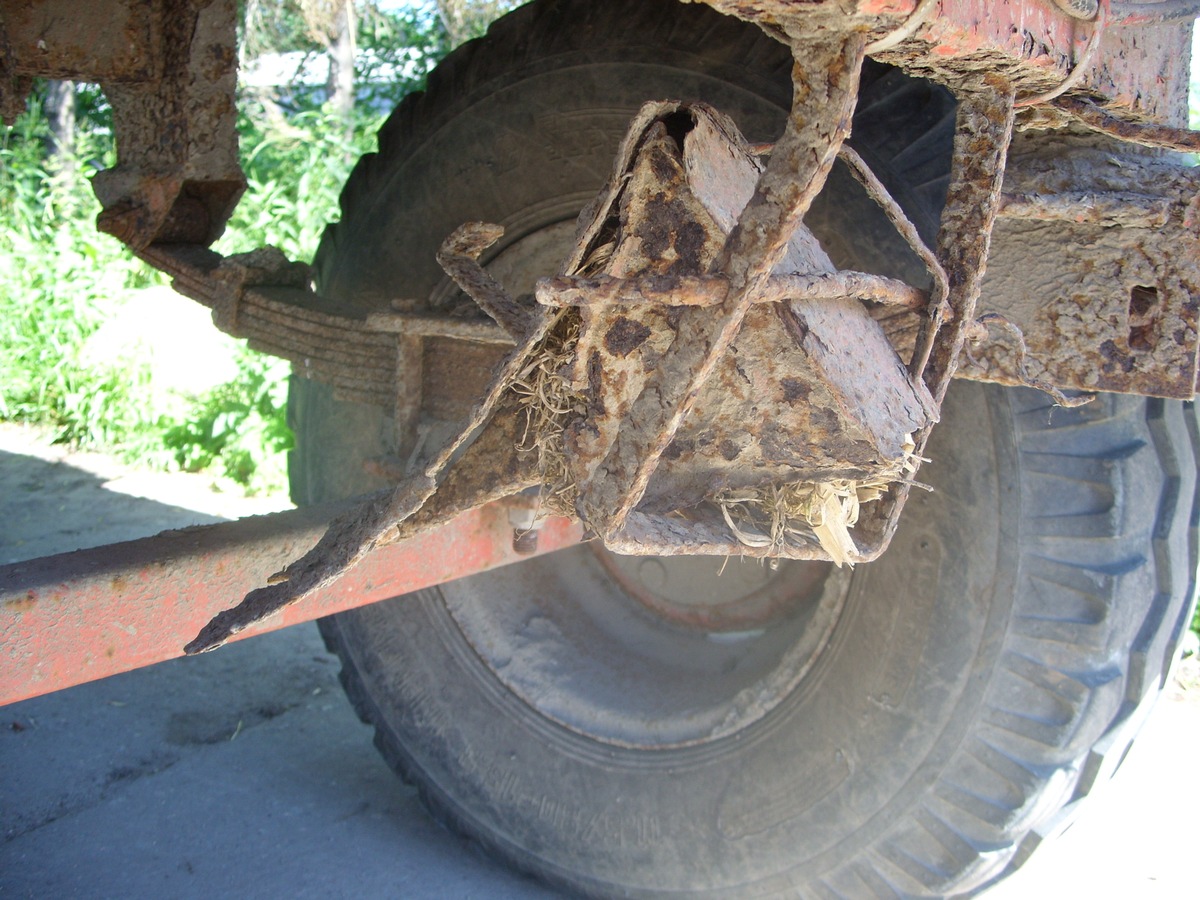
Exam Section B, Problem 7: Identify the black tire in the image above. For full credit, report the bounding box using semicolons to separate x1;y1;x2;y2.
294;1;1200;896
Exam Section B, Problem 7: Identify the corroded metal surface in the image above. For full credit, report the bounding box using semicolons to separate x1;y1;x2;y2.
436;222;535;341
3;0;245;246
0;497;580;704
3;0;1193;253
92;0;244;250
703;0;1191;124
572;36;871;538
140;244;397;409
190;91;946;642
964;135;1200;398
2;0;162;83
903;0;1190;125
5;0;1200;661
842;81;1019;559
537;271;928;311
1053;95;1200;151
556;99;932;560
185;323;558;652
870;129;1200;399
922;82;1018;403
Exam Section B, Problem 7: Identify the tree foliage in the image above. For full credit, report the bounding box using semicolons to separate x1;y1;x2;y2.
436;0;520;47
0;2;523;491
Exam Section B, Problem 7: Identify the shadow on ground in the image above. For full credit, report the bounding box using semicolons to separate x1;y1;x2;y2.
0;429;1195;899
0;447;230;565
0;434;558;898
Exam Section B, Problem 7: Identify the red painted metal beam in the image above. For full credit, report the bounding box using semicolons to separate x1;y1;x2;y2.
0;499;580;706
857;0;1193;125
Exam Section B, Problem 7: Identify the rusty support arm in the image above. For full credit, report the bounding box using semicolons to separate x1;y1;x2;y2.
535;271;929;311
0;498;581;705
1052;95;1200;153
920;81;1018;402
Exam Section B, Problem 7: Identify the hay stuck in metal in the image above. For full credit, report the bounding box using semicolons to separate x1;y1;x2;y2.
510;311;584;518
714;435;924;566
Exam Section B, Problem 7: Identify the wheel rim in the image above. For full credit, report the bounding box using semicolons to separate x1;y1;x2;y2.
429;220;854;750
444;550;849;749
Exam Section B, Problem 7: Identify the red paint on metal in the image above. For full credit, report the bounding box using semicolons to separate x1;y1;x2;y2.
857;0;918;14
863;0;1189;125
0;501;580;706
920;1;1072;61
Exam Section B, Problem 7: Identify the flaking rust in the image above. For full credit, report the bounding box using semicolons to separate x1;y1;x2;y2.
541;99;934;563
186;6;1200;648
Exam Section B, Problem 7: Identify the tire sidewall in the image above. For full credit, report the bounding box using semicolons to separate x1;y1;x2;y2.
324;383;1020;895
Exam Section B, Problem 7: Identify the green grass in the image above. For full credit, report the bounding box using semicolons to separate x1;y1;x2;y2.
217;105;384;261
0;96;386;495
0;99;167;456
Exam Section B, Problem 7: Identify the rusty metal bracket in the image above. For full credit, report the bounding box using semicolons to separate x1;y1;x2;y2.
545;98;935;565
436;222;536;341
574;35;870;539
189;75;952;646
962;133;1200;398
921;81;1019;403
188;51;1043;646
185;300;564;652
4;0;1200;685
91;0;245;250
1052;95;1200;153
845;80;1020;559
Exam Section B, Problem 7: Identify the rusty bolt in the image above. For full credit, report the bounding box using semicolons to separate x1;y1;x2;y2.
512;529;540;555
507;501;541;555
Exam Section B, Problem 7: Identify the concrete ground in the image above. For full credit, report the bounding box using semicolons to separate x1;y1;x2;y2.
1;422;1196;898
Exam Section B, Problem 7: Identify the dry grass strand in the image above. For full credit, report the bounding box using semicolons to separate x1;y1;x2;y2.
715;435;924;566
509;312;583;517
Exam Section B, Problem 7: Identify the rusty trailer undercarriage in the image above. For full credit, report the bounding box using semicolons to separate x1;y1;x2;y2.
7;2;1200;896
2;0;1199;689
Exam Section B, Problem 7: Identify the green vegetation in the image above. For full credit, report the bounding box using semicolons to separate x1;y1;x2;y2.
218;106;383;261
0;89;166;458
0;3;456;495
0;92;349;494
0;2;519;493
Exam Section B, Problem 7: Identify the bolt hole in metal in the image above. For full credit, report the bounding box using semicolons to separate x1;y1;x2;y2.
1129;284;1160;352
436;219;851;749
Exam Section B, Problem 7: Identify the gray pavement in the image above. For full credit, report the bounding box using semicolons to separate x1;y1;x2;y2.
1;423;1195;898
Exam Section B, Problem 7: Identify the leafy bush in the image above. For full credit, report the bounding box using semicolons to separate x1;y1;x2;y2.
0;4;462;495
217;106;384;261
162;347;294;492
0;89;332;492
0;92;166;455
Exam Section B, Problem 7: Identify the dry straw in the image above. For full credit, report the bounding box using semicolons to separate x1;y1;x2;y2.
510;311;583;517
715;435;923;566
508;308;928;566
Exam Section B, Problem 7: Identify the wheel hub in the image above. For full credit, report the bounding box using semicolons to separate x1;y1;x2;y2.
595;549;832;633
443;550;850;749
